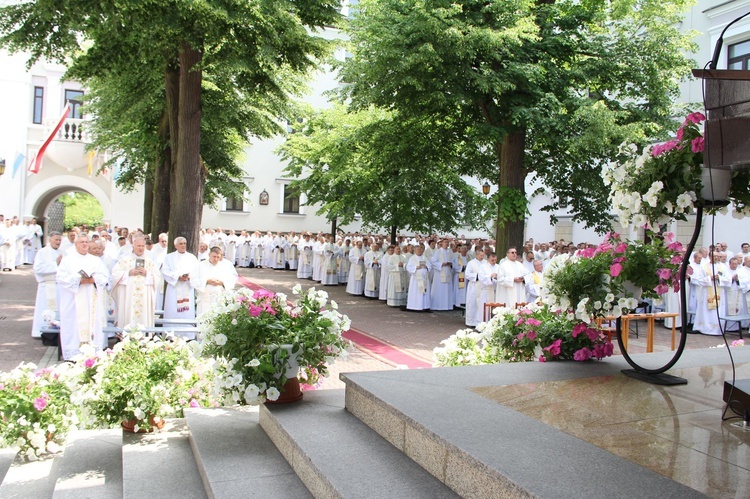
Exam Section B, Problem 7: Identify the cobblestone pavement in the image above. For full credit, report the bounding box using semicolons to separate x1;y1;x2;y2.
0;265;741;389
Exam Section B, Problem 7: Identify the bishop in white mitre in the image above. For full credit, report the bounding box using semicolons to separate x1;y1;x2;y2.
56;234;109;359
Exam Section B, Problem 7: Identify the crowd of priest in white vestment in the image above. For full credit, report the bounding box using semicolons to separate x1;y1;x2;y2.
13;219;750;361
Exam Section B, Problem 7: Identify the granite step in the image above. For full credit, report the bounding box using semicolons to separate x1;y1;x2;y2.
0;450;62;498
0;448;17;486
122;418;205;499
341;353;716;499
185;406;312;498
52;429;122;499
259;389;459;499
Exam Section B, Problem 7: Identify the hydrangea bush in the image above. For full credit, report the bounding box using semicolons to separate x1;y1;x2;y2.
199;284;351;405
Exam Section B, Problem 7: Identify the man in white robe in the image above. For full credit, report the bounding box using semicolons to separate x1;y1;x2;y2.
31;232;62;338
379;245;394;301
193;247;238;316
224;229;239;266
23;218;44;265
430;239;454;310
346;241;366;296
464;249;485;327
111;236;161;328
720;257;747;331
297;234;314;279
496;247;528;308
285;231;299;271
161;237;199;324
56;234;109;359
272;232;287;270
524;260;545;303
690;252;720;335
338;239;352;284
386;245;408;307
321;235;340;286
478;253;502;322
406;245;432;311
452;244;470;308
364;243;383;298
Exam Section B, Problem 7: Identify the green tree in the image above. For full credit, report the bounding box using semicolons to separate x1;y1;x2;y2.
280;104;490;240
1;0;340;252
337;0;696;249
59;193;103;230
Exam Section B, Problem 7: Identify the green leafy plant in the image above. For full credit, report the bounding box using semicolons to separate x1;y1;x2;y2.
199;285;351;405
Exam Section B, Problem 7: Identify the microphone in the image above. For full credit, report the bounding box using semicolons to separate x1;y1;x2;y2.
709;10;750;70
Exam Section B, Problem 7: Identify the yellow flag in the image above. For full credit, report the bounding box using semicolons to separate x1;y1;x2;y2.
87;150;95;176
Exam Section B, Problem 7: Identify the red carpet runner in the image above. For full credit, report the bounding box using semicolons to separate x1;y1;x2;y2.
237;275;432;369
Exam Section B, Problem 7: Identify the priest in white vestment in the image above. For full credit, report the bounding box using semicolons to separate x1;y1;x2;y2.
297;234;314;279
430;240;454;310
690;253;721;335
478;253;502;322
379;245;394;301
56;234;109;359
346;241;366;295
524;260;545;303
406;245;432;311
338;239;352;284
452;245;470;307
464;250;486;327
193;247;238;316
31;232;62;338
364;243;383;298
720;257;746;331
285;232;299;271
386;246;407;307
321;236;340;286
224;229;239;266
496;247;528;308
111;236;161;328
23;218;44;265
161;237;199;324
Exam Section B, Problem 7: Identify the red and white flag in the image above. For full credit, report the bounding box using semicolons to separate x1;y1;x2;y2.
28;102;71;174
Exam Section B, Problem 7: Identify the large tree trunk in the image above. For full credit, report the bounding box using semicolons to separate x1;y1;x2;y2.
494;128;527;253
390;224;397;245
168;42;204;255
143;173;153;235
151;105;173;241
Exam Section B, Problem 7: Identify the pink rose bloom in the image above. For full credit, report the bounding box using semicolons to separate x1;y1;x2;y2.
574;348;592;361
595;242;612;254
526;318;541;327
691;136;704;153
672;281;681;293
519;308;532;315
516;333;525;341
526;331;537;341
33;397;47;411
676;127;684;141
656;268;672;280
610;263;623;277
84;357;96;369
580;247;595;258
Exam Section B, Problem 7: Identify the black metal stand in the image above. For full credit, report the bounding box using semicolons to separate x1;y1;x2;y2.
615;206;707;385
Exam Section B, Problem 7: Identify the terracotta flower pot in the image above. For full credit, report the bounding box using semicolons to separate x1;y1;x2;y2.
121;415;166;433
265;377;303;404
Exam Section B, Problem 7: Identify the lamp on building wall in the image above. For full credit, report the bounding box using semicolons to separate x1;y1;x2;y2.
482;181;490;196
0;159;5;176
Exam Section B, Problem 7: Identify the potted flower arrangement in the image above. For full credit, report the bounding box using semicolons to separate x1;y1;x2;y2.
75;333;216;433
434;302;614;366
543;232;683;322
199;284;351;405
604;111;750;229
0;362;79;460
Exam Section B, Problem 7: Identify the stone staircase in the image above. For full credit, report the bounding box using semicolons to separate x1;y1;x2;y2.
0;347;734;498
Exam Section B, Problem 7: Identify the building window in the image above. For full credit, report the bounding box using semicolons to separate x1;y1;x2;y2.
64;89;84;119
283;184;300;214
33;86;44;124
225;183;245;211
728;40;750;70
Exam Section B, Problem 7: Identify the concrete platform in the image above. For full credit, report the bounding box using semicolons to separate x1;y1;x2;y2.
52;429;122;499
342;348;750;498
260;389;458;498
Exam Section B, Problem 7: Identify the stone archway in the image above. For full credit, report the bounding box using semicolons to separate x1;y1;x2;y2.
24;175;111;241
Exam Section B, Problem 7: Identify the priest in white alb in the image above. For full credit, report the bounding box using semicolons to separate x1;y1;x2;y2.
111;236;161;328
406;245;432;311
161;237;199;324
56;234;109;359
496;247;528;308
193;246;238;316
31;232;63;338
